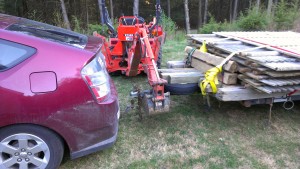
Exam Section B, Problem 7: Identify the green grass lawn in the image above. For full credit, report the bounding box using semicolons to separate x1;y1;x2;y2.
60;39;300;169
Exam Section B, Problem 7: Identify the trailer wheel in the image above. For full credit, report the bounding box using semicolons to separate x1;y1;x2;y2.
157;47;162;69
164;83;199;95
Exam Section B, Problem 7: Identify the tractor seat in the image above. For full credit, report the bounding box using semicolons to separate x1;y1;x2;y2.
121;16;145;25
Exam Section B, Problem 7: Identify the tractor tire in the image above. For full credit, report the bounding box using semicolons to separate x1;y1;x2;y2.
164;83;199;95
157;47;162;69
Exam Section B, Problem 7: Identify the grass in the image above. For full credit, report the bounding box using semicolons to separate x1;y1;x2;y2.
60;37;300;169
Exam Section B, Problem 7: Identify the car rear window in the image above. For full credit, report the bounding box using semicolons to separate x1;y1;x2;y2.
0;39;36;71
5;19;88;49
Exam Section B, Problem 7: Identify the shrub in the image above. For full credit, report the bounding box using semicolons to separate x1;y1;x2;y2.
87;24;109;36
160;11;178;39
236;7;268;31
199;16;226;34
72;16;86;34
273;0;300;30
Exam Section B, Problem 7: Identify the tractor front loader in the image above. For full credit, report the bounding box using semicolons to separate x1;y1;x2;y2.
94;0;170;115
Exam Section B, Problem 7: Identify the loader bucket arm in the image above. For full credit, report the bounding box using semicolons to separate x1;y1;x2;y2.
139;28;170;115
149;0;161;34
101;0;117;37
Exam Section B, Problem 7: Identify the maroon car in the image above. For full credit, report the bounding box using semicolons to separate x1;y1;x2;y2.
0;14;120;169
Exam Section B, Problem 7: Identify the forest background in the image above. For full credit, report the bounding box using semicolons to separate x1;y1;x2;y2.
1;0;300;36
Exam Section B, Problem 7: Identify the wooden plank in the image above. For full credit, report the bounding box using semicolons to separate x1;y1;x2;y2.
241;51;280;57
223;72;238;85
237;65;251;73
214;85;300;101
185;46;238;72
264;70;300;77
244;72;269;80
191;58;214;72
167;72;204;84
167;61;186;68
191;58;238;84
238;74;263;86
158;68;200;73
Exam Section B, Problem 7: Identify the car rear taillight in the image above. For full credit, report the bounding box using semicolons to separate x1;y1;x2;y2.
81;53;110;102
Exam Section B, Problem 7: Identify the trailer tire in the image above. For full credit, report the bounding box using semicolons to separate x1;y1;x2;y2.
164;83;199;95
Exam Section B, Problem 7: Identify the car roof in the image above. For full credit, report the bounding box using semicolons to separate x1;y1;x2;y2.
0;14;20;29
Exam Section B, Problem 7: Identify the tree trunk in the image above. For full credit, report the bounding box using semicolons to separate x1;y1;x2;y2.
256;0;260;9
267;0;273;16
85;0;89;28
22;0;28;17
97;0;104;24
167;0;171;18
184;0;191;34
229;0;233;22
203;0;208;24
59;0;71;30
233;0;238;21
0;0;3;13
197;0;202;29
109;0;114;20
133;0;139;16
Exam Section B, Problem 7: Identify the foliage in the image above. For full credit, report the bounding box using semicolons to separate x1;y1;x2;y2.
236;7;269;31
72;16;87;34
0;0;4;13
87;24;109;36
199;17;222;34
53;11;65;29
27;10;42;22
160;11;178;39
273;0;300;30
199;16;240;34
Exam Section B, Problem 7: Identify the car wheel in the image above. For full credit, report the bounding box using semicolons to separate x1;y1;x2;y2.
0;124;64;169
164;83;199;95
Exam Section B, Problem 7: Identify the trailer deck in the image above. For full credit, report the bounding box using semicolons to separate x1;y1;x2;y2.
160;31;300;107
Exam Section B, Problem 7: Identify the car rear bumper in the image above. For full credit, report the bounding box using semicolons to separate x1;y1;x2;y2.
70;109;119;159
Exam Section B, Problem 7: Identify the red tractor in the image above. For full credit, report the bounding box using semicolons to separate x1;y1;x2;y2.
94;0;170;115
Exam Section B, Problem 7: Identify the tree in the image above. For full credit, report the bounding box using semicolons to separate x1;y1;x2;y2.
97;0;104;24
184;0;191;34
256;0;261;9
167;0;171;18
133;0;139;16
59;0;71;30
233;0;239;21
198;0;203;29
203;0;208;24
267;0;273;16
0;0;5;13
109;0;114;20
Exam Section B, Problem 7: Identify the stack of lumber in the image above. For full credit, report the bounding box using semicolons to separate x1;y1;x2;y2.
186;31;300;101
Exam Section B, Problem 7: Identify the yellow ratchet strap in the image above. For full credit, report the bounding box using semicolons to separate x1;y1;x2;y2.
200;65;222;95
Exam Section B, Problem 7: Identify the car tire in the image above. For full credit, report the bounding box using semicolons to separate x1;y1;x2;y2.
0;124;64;169
164;83;199;95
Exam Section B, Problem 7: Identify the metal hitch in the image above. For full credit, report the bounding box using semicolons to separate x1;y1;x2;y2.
130;90;170;116
142;92;170;116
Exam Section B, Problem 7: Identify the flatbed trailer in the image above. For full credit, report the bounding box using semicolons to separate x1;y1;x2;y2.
160;31;300;109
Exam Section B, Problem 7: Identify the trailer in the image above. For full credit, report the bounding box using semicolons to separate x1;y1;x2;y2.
161;31;300;110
